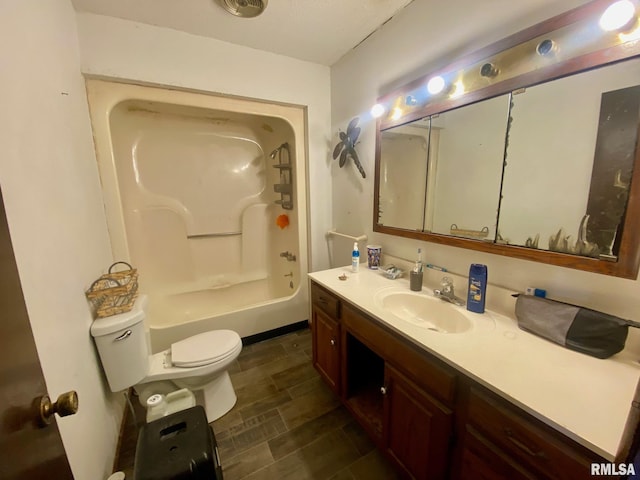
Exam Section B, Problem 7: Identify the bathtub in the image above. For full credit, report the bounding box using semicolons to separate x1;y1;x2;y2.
86;79;309;352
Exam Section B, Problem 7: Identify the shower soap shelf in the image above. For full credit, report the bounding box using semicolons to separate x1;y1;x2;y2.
274;184;292;194
272;142;293;210
86;261;139;318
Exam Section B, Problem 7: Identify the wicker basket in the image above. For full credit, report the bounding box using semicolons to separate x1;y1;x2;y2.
86;262;139;318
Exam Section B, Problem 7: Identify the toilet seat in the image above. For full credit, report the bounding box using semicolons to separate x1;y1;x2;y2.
171;330;241;368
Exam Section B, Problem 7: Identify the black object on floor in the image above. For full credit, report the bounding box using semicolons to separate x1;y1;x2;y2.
134;405;223;480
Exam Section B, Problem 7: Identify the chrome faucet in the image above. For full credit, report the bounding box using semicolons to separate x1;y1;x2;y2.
433;276;465;307
279;251;296;262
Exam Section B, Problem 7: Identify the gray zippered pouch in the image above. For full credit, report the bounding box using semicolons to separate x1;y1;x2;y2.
515;295;638;359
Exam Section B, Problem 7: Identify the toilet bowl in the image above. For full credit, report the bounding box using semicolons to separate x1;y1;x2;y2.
90;295;242;421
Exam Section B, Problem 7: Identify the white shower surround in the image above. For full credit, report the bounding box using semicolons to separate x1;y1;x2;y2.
86;79;309;352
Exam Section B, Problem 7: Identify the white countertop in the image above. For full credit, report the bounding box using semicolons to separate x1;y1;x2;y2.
309;266;640;461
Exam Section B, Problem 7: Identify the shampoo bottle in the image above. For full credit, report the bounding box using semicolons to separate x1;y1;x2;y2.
467;264;487;313
351;242;360;273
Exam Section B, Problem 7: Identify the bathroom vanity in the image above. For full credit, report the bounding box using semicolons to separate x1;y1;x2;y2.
309;268;640;479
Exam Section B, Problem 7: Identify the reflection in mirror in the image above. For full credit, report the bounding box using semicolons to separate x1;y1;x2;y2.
429;94;511;240
378;118;430;230
498;59;640;259
377;94;511;236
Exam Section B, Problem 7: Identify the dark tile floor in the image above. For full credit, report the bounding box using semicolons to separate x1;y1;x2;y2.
116;326;400;479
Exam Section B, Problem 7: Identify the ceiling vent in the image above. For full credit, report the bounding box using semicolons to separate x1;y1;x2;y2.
217;0;268;18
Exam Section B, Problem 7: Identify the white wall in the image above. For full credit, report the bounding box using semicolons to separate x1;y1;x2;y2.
330;0;640;324
0;1;123;479
75;13;333;272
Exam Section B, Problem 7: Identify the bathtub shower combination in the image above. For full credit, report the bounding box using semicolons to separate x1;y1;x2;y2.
86;80;309;352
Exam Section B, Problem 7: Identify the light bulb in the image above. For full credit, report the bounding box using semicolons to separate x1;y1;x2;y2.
427;76;446;95
370;103;386;118
599;0;636;31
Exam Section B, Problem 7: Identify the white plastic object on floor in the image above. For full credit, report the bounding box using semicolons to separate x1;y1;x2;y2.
107;472;125;480
145;388;196;423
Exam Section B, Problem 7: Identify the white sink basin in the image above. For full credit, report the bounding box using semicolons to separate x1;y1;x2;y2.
376;290;473;334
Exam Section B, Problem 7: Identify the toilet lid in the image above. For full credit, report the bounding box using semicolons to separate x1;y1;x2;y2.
171;330;241;367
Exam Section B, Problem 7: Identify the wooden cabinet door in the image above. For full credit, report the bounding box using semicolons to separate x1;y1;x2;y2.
383;365;453;480
312;307;341;394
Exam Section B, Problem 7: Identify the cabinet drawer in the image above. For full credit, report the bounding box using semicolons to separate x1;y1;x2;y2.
343;304;456;404
467;388;598;480
459;425;537;480
311;283;340;319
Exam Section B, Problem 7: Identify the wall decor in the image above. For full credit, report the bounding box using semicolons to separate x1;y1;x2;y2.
333;117;366;178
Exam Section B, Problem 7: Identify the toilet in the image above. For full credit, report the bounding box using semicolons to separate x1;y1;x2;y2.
90;294;242;421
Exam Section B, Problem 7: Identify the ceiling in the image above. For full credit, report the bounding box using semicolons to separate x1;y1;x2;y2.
70;0;415;66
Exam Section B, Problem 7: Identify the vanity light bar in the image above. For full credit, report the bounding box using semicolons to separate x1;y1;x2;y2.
375;0;640;127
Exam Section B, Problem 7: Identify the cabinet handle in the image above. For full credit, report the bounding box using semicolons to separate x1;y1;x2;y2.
318;296;328;304
504;428;545;458
380;386;388;395
330;339;336;346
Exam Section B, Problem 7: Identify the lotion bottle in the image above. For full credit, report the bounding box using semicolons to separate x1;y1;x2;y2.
351;242;360;273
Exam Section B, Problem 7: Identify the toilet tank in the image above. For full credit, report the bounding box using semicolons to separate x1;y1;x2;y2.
90;295;150;392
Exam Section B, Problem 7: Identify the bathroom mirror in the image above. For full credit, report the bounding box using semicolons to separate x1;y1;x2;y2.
373;0;640;278
378;93;511;238
498;59;640;257
378;117;430;231
427;94;510;240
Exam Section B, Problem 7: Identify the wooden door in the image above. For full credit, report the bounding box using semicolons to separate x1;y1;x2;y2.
0;189;73;479
383;365;453;480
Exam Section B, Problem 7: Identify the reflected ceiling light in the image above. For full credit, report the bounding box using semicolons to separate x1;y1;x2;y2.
370;103;386;118
599;0;636;31
450;80;466;98
426;76;446;95
390;107;403;121
619;23;640;40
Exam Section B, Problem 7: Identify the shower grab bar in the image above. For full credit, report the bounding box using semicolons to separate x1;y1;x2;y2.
327;230;368;243
187;231;242;239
